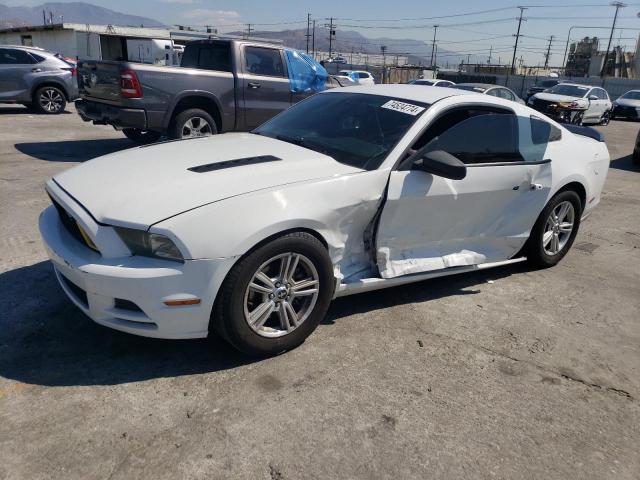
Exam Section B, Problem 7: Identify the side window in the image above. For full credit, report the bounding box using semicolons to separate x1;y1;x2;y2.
486;89;501;98
181;43;231;72
415;109;523;164
530;115;562;144
245;47;285;77
597;88;609;100
0;49;35;64
358;72;369;79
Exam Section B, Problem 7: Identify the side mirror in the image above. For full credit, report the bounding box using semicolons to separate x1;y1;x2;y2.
412;150;467;180
588;95;598;101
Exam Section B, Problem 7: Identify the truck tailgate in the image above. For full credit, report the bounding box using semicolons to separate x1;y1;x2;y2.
77;60;123;104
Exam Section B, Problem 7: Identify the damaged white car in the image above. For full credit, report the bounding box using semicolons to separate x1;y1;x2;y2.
39;85;610;355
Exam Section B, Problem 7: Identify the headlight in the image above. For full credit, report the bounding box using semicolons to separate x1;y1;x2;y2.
115;227;184;262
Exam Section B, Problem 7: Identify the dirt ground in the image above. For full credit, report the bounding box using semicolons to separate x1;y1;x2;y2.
1;104;638;479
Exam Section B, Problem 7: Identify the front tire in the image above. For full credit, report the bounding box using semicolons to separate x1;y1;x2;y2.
169;108;217;140
122;128;162;144
33;86;66;114
599;110;611;126
212;232;334;356
525;190;582;268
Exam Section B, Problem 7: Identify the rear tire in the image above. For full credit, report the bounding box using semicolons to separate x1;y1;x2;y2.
169;108;217;140
212;232;334;357
525;190;582;268
122;128;162;144
33;86;66;114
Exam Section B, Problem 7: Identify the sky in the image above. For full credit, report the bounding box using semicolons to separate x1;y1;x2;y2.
5;0;640;65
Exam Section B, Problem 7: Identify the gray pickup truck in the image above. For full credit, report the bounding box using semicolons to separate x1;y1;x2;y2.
76;39;330;143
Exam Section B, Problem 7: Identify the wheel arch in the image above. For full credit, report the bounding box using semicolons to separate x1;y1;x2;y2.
555;180;587;213
164;92;223;131
31;79;69;100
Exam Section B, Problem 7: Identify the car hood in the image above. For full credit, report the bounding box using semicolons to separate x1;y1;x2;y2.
614;98;640;107
52;132;362;229
533;93;585;103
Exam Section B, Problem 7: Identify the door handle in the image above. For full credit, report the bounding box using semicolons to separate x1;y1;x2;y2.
530;183;543;190
247;82;261;89
31;68;42;73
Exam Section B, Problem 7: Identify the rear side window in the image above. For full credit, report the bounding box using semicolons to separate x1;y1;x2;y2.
181;43;231;72
530;115;562;144
245;47;285;77
357;72;369;79
0;49;35;64
415;109;523;164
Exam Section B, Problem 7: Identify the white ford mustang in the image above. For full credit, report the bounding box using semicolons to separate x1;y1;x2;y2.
39;85;610;355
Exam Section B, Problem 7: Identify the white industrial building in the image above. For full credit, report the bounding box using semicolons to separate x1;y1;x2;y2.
0;23;281;65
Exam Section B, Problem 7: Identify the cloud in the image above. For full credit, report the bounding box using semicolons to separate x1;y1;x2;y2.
181;9;241;26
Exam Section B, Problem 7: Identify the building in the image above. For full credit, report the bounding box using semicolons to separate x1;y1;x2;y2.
0;23;281;64
565;37;599;77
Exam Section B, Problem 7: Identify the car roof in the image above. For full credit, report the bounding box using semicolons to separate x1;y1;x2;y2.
555;82;594;89
325;84;473;103
456;83;503;89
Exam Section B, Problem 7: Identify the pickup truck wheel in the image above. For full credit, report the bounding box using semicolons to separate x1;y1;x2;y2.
33;86;66;114
170;108;217;140
122;128;162;144
212;232;334;357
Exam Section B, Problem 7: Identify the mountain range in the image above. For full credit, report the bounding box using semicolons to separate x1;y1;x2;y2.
0;2;165;29
0;2;482;65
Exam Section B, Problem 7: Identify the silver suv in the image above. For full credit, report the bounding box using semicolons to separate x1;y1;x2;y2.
0;45;78;114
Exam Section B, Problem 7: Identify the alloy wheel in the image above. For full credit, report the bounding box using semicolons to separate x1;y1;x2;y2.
243;252;320;338
181;117;213;138
542;201;575;255
39;88;64;113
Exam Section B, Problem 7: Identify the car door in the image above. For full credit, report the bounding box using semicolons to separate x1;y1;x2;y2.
0;48;36;101
375;107;552;279
585;88;606;121
240;45;292;129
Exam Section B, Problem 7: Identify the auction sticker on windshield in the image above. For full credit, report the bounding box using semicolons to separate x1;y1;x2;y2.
381;100;426;116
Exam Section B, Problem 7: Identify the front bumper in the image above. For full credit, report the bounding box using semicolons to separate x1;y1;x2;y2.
76;99;148;130
39;203;235;340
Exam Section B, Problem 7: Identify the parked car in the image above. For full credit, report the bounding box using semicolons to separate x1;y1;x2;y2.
75;39;327;144
528;83;612;125
40;84;609;356
408;78;455;87
634;129;640;166
452;83;525;104
525;78;560;100
0;45;78;114
338;70;375;86
328;56;348;64
332;75;359;87
611;90;640;121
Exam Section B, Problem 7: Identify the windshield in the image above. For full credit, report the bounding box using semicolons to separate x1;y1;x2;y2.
410;79;435;85
621;91;640;100
253;93;429;170
538;80;558;88
546;84;590;97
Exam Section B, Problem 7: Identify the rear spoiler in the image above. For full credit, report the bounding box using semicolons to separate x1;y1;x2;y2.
564;124;605;142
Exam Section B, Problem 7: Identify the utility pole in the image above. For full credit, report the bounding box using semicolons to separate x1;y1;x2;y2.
381;45;387;83
488;45;493;64
510;6;527;75
600;2;626;78
306;13;311;54
245;24;252;39
430;25;439;67
326;17;335;59
312;20;316;57
544;35;554;68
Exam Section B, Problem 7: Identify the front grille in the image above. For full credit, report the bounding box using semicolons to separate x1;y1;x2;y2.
49;195;100;253
531;98;557;113
60;274;88;307
114;298;144;313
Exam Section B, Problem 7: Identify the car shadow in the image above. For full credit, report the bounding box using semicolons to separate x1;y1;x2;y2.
0;260;525;388
14;138;135;162
0;105;72;115
610;154;638;172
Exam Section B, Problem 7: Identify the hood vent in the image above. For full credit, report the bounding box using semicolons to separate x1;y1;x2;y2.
188;155;281;173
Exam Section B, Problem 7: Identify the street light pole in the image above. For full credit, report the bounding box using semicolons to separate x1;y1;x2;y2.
600;2;627;78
